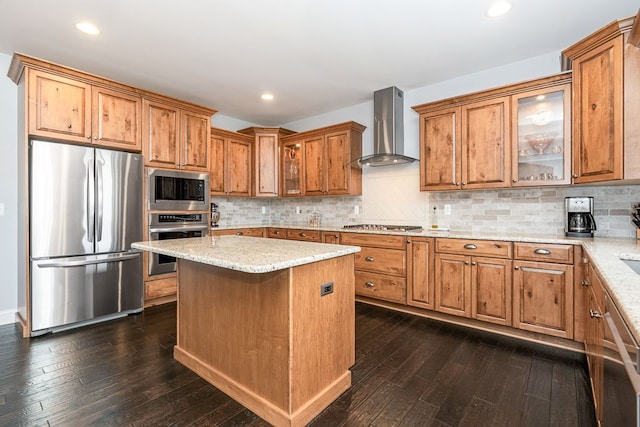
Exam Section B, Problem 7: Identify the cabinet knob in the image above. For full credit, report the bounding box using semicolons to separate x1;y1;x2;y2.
471;261;477;265
464;261;470;265
94;136;98;140
572;174;578;179
236;232;244;236
533;249;551;255
591;104;597;111
581;280;590;287
274;231;280;235
462;182;467;185
86;135;91;140
512;179;517;183
365;256;375;262
514;266;520;270
299;232;306;237
589;309;602;319
67;124;72;129
365;281;375;288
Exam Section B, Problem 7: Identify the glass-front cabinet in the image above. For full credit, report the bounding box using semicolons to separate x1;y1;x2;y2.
281;140;303;196
511;83;572;187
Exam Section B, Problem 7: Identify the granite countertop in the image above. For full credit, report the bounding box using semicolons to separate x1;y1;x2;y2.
212;223;640;343
132;235;360;274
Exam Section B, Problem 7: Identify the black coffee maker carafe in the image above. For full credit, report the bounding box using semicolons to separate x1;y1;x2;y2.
565;196;596;237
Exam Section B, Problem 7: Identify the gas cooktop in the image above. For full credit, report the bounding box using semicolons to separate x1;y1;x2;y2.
342;224;423;232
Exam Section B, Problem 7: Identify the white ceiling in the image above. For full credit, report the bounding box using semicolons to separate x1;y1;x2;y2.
0;1;637;126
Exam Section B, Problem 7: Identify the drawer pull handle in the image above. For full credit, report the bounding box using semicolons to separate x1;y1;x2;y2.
365;281;375;288
463;244;477;250
581;280;590;287
589;309;602;319
514;266;520;270
533;249;551;255
299;232;306;237
365;256;375;262
274;231;280;235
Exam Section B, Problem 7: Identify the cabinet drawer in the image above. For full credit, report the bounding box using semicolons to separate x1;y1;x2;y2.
436;238;512;258
286;229;322;242
355;247;406;276
212;227;265;237
355;271;406;304
340;232;406;249
514;243;574;264
267;228;287;239
145;277;176;300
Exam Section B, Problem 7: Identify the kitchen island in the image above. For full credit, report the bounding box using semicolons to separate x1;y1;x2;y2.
132;235;360;427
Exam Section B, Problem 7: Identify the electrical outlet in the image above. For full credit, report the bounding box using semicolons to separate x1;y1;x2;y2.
354;205;359;215
444;204;451;215
0;203;4;216
295;206;301;214
261;206;266;214
320;282;334;296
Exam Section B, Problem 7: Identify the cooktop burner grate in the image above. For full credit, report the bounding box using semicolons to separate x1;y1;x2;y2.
342;224;423;232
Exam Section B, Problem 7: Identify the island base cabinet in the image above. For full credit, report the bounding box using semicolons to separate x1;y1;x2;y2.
512;261;574;339
174;256;355;427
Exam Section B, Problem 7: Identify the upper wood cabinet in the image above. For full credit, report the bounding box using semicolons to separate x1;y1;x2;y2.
209;128;253;197
26;69;142;151
237;127;296;197
143;99;211;171
511;81;572;186
413;73;575;191
562;15;640;184
280;121;365;197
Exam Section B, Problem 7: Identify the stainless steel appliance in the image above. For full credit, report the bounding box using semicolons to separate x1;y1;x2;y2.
148;213;209;276
29;140;143;336
565;196;596;237
147;168;209;211
603;294;640;426
343;224;423;232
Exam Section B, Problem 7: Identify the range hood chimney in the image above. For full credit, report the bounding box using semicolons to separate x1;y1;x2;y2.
355;86;417;167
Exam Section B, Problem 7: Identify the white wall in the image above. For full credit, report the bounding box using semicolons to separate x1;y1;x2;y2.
0;51;18;325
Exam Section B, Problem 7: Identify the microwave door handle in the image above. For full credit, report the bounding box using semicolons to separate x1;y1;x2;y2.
96;157;104;241
87;160;95;243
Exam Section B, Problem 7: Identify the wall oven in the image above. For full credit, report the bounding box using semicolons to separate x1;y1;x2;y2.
147;168;210;211
603;294;640;427
148;213;209;276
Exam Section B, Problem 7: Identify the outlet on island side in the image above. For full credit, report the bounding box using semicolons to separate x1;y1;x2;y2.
320;282;334;296
444;204;451;215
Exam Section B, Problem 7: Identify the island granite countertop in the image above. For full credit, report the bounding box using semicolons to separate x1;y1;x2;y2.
132;235;360;274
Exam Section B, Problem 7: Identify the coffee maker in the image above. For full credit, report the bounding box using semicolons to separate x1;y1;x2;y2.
565;196;596;237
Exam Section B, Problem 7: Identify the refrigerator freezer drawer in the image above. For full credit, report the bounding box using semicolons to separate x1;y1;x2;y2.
30;252;143;334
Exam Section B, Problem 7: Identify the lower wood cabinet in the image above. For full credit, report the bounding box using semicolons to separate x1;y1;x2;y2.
407;237;435;310
211;227;265;237
286;228;321;242
512;260;574;339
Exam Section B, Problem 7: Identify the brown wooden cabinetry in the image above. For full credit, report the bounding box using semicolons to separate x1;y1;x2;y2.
211;228;265;237
143;99;211;171
434;238;513;325
341;232;407;304
237;127;296;197
280;122;365;197
286;229;322;242
266;227;287;239
322;231;341;244
583;258;605;422
562;16;640;183
209;128;252;196
26;68;142;151
513;242;575;339
407;237;435;310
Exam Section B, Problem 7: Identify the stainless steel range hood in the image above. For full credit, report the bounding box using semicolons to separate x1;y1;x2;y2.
355;86;417;167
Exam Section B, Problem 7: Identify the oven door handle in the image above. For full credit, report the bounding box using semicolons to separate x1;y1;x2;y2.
604;312;640;393
149;226;209;233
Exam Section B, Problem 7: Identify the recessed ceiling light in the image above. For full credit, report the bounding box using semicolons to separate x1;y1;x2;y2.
261;93;274;101
486;1;513;17
75;22;100;35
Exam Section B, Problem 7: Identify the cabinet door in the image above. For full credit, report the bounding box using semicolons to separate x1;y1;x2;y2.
281;140;303;196
209;134;226;195
435;253;471;318
303;135;326;196
255;133;279;197
181;111;210;171
513;261;574;339
322;232;340;244
584;284;604;423
28;70;92;143
419;107;461;190
471;257;512;326
461;97;511;189
511;84;571;186
142;99;180;168
227;138;252;196
325;130;350;195
407;238;435;310
572;36;623;183
92;86;141;151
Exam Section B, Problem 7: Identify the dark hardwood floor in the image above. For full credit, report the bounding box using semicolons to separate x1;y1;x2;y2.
0;302;596;426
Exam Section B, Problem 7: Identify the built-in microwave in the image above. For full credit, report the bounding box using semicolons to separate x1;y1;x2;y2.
147;168;210;211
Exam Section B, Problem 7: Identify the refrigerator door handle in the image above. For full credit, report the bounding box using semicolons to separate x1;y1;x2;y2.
96;157;104;242
35;252;141;268
87;159;95;243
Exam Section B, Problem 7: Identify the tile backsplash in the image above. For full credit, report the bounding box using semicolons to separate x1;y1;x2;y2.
212;183;640;238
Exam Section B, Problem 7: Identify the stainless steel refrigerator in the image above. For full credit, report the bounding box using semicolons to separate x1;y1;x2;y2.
29;140;143;335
